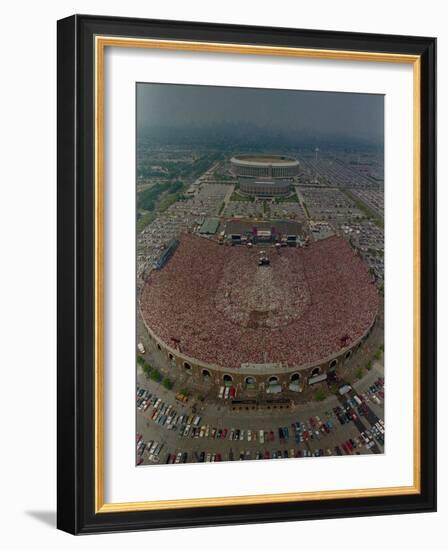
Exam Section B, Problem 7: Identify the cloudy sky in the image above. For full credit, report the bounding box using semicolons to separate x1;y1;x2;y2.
137;83;384;144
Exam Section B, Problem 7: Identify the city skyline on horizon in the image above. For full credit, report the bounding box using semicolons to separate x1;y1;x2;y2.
137;82;384;146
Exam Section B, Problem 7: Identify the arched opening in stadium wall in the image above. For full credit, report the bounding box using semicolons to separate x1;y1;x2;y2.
289;372;301;392
266;376;282;394
202;369;211;382
329;359;337;370
223;374;233;387
245;376;256;388
308;366;328;386
183;362;192;374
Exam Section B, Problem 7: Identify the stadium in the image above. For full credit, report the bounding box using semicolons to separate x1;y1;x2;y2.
230;154;300;179
139;233;379;395
239;179;291;198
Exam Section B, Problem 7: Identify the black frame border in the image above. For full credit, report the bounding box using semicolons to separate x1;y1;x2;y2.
57;14;436;534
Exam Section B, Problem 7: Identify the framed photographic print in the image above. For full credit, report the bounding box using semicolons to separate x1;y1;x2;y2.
57;14;436;534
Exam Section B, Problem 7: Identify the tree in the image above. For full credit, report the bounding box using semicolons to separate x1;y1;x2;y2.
150;369;162;382
142;362;152;376
314;388;326;401
163;378;174;390
356;367;364;380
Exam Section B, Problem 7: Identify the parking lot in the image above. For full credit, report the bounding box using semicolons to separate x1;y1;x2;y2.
298;187;364;221
136;365;385;466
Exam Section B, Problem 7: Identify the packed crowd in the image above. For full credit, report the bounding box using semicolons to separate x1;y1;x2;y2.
214;248;311;328
140;234;379;369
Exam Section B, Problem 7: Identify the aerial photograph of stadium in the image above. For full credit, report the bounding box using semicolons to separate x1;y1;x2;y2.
136;83;385;466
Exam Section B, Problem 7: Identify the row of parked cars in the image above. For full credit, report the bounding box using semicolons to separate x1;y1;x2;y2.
333;400;362;424
360;377;384;406
361;419;385;447
164;441;381;465
336;380;385;447
333;395;376;425
180;426;277;442
335;436;369;455
337;385;386;449
177;410;343;444
290;415;337;444
137;386;201;431
136;434;164;464
138;386;345;447
165;452;188;464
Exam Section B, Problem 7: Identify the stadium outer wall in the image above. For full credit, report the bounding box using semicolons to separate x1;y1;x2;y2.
230;155;300;179
139;309;377;393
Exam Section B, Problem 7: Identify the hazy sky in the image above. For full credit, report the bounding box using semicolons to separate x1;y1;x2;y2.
137;83;384;144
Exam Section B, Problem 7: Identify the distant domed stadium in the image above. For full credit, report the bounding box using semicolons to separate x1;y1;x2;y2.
230;154;300;179
231;154;299;198
140;233;379;392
